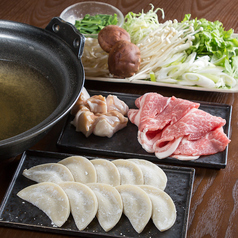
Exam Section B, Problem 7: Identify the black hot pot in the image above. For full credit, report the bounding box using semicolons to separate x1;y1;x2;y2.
0;17;85;160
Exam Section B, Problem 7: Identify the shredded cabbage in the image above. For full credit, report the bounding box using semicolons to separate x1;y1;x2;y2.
123;4;164;44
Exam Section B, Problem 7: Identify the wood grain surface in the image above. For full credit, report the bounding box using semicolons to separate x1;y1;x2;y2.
0;0;238;237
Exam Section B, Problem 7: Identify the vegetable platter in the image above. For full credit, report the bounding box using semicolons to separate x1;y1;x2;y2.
80;5;238;92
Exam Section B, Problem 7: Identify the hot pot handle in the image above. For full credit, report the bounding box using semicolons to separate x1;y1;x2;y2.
45;17;85;58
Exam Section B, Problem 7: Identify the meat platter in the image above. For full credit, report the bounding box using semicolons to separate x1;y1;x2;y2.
0;150;195;238
86;76;238;93
57;90;232;169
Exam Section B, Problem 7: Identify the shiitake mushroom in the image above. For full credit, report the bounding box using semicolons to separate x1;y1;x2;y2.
108;40;141;78
98;25;131;53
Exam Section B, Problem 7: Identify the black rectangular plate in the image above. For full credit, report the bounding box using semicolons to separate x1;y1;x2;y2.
0;150;195;238
57;90;232;169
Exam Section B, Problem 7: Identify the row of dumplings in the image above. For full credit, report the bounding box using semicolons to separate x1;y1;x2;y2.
17;156;177;233
22;156;168;189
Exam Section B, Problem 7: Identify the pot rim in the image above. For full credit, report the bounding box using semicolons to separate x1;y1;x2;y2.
0;19;85;152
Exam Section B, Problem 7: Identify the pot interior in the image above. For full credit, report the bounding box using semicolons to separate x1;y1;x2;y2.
0;60;58;140
0;19;85;158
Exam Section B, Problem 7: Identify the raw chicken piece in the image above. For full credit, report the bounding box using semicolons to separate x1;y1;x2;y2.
87;95;107;114
93;111;128;138
71;105;96;137
106;95;129;115
71;87;90;115
71;88;129;138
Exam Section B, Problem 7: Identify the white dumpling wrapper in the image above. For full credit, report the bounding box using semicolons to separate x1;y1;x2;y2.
59;182;98;231
116;184;152;233
58;156;96;183
22;163;74;184
139;185;177;231
87;183;123;232
128;159;167;190
112;159;144;185
91;159;120;186
17;182;70;227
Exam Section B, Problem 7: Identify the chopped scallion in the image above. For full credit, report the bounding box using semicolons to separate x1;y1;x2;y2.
75;13;118;35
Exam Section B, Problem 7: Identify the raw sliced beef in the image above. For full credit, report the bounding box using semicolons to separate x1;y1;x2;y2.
154;108;227;151
138;129;162;153
128;93;170;128
128;93;200;153
153;137;183;159
171;127;230;157
128;92;230;160
139;96;200;132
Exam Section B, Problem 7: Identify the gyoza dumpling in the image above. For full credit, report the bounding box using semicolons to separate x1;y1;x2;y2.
87;183;123;232
128;159;167;190
139;185;176;231
116;184;152;233
17;182;70;227
91;159;120;186
58;156;96;183
59;182;98;231
112;159;143;185
22;163;74;184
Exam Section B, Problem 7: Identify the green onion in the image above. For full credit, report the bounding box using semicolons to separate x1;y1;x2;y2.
150;72;156;82
75;13;118;35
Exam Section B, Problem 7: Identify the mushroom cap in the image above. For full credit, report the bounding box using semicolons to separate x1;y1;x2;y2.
98;25;131;53
108;40;141;78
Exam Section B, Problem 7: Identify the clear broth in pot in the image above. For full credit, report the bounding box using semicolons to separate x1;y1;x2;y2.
0;60;57;141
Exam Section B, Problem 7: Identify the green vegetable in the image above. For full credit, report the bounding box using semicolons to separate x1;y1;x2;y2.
123;4;164;44
150;72;156;82
182;14;238;76
75;13;118;35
